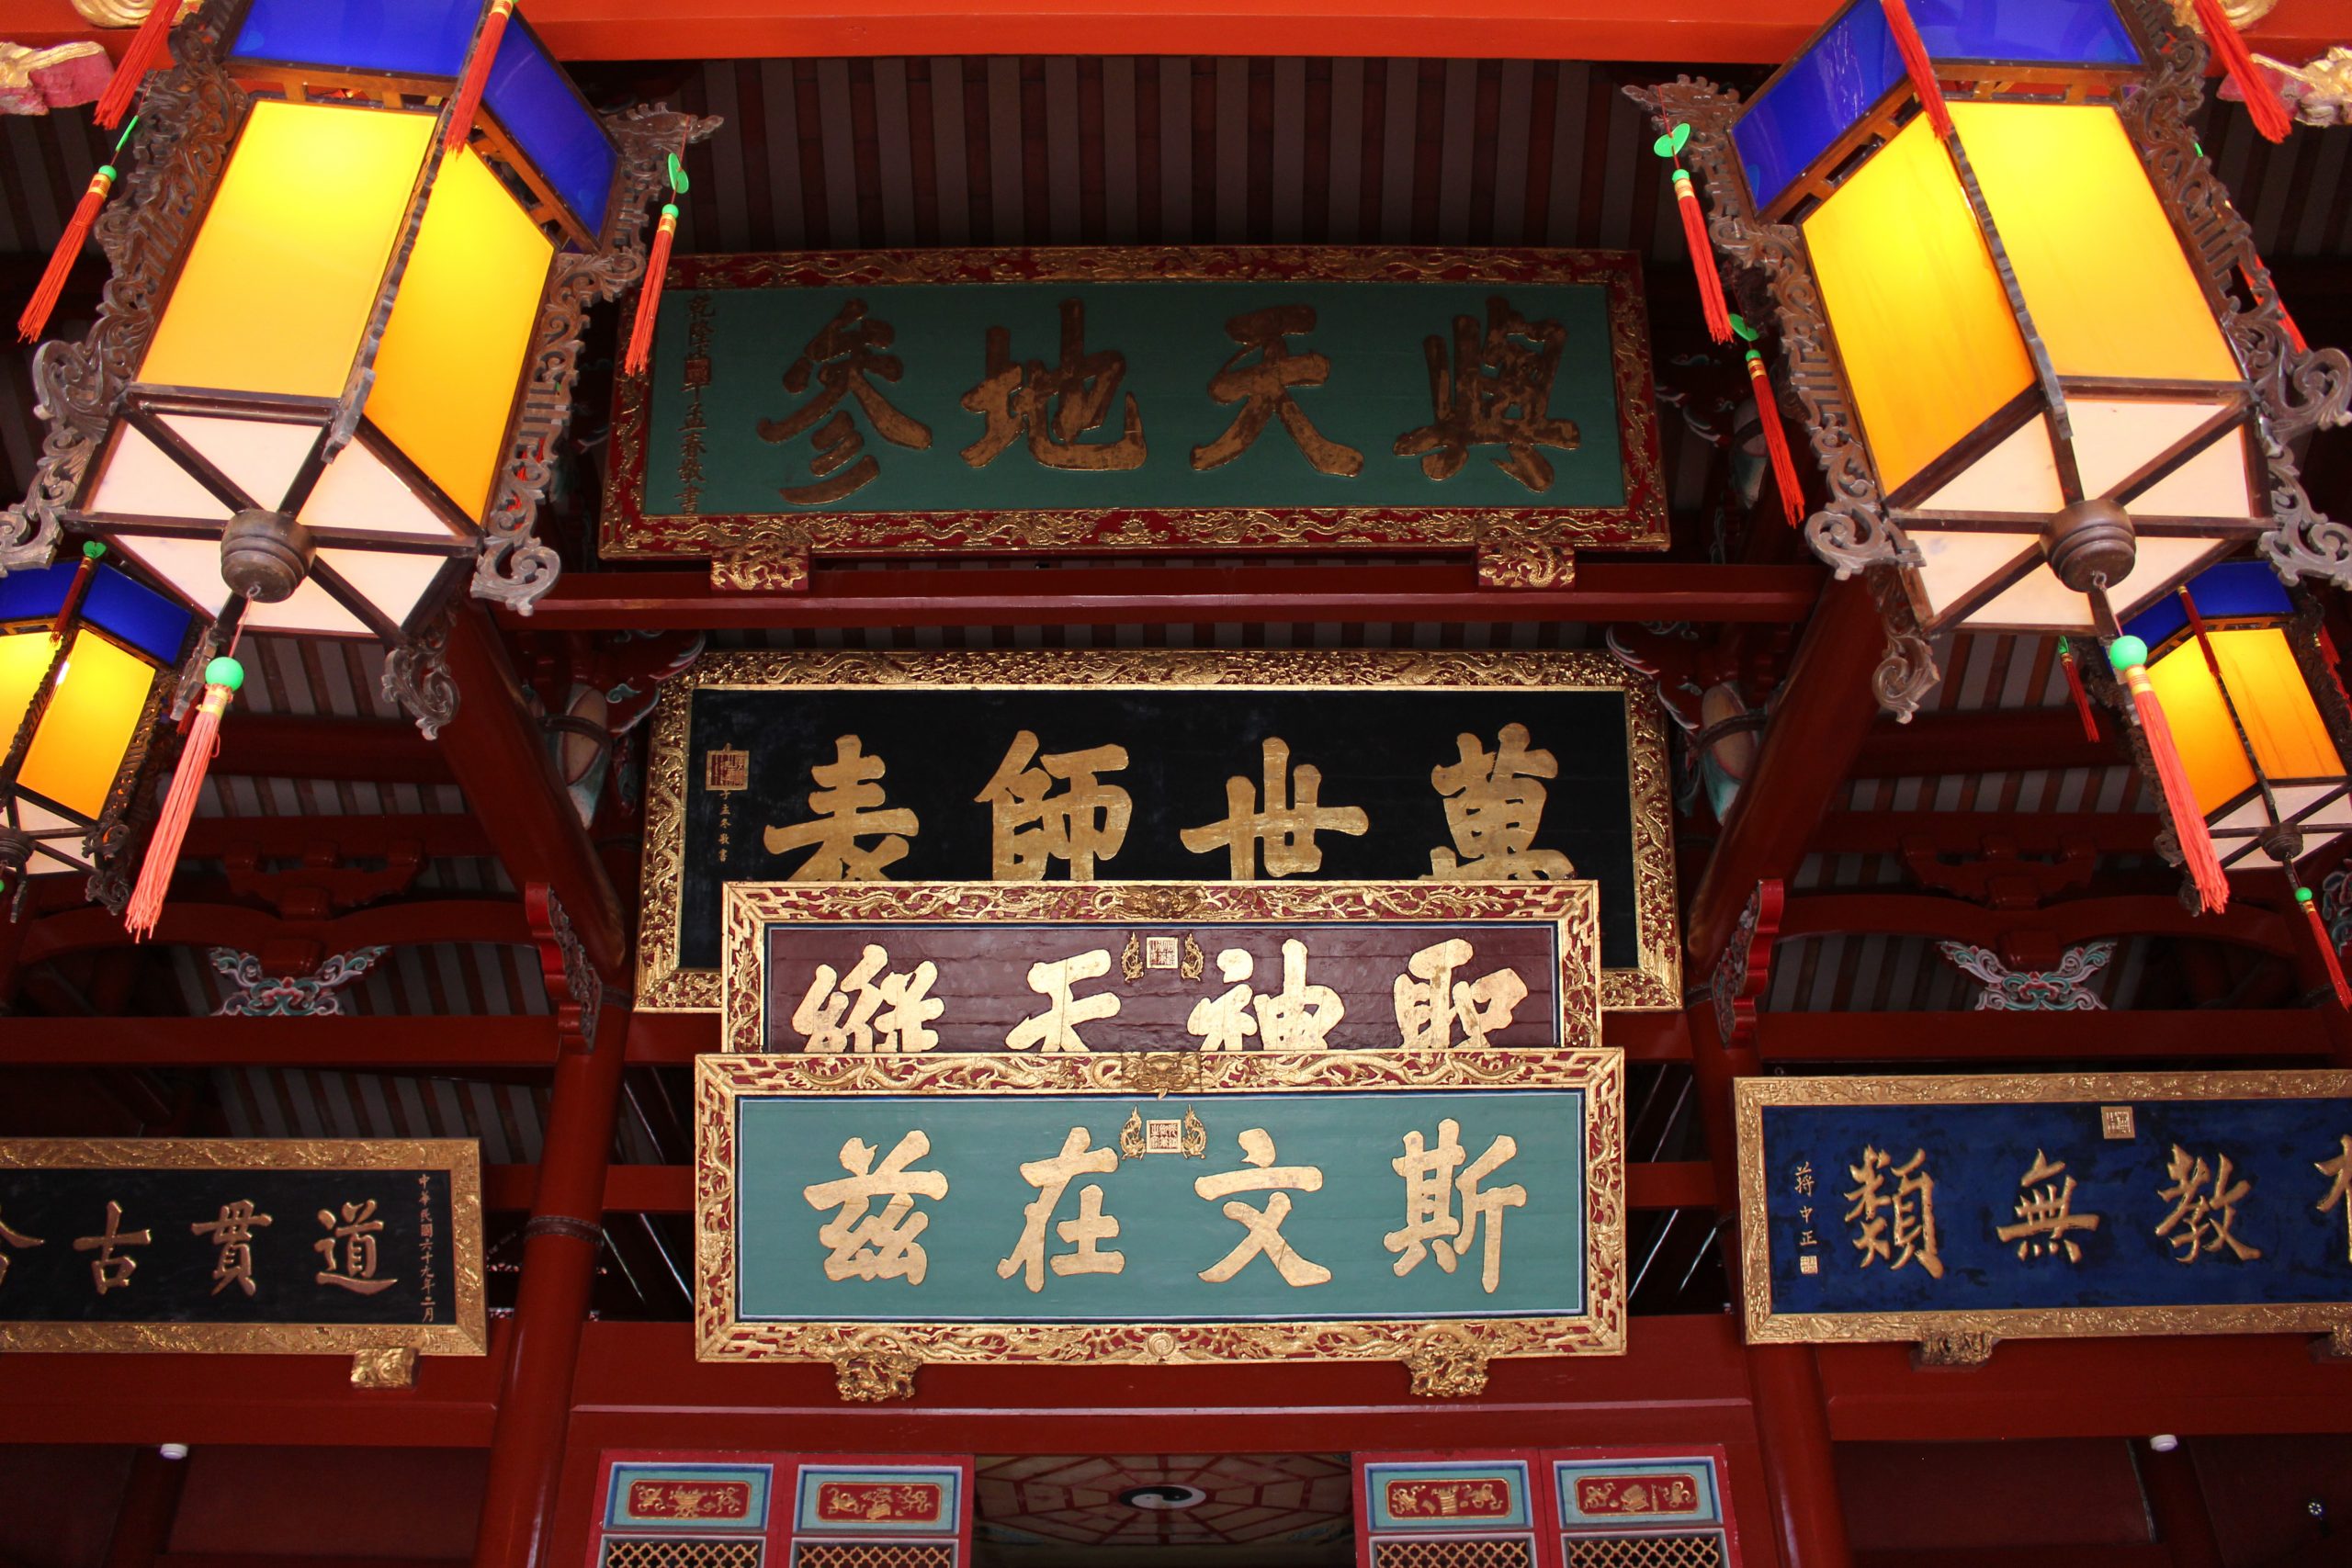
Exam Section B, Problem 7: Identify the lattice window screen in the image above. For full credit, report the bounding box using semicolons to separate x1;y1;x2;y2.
602;1540;764;1568
1372;1538;1537;1568
1563;1534;1723;1568
792;1544;956;1568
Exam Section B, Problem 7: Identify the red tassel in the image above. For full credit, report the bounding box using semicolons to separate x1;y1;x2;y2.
2298;887;2352;1008
2057;638;2100;743
2118;654;2231;913
17;166;113;344
2238;259;2309;354
2193;0;2292;143
622;204;678;378
1671;170;1733;345
92;0;177;130
442;0;514;153
1745;351;1803;525
1882;0;1954;141
124;656;241;942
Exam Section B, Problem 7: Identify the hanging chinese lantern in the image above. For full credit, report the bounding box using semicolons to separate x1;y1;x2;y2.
2;0;714;928
1630;0;2351;910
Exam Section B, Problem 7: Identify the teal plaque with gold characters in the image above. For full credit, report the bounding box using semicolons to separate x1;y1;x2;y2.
1736;1072;2352;1358
602;247;1666;586
695;1050;1625;1397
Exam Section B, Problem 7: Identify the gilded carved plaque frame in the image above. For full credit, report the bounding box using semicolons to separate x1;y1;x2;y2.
637;648;1681;1016
695;1049;1626;1380
0;1137;487;1357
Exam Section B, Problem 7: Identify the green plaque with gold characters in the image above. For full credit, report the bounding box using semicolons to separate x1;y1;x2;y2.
1736;1073;2352;1358
695;1050;1624;1396
639;648;1679;1016
601;247;1666;587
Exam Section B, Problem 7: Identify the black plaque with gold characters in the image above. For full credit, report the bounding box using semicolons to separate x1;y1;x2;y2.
0;1139;485;1355
639;649;1679;1014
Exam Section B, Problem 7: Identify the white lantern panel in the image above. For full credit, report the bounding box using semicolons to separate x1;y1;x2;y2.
2130;428;2256;521
2065;398;2225;502
1917;417;2062;515
1962;534;2228;630
314;547;452;631
1907;529;2037;620
156;413;318;514
87;424;232;523
300;441;469;542
114;535;371;637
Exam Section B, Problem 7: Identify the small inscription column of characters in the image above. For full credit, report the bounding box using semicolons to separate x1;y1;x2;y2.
676;291;716;513
758;300;934;504
418;1173;436;1323
1792;1160;1818;1275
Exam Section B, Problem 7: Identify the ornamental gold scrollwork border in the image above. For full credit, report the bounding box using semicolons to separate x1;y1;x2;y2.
1734;1072;2352;1348
693;1048;1626;1371
0;1137;488;1357
596;245;1668;565
721;879;1603;1057
636;648;1680;1015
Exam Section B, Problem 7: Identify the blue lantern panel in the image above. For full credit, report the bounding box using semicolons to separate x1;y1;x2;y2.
483;18;617;239
229;0;477;80
1733;0;2140;215
2123;559;2295;655
0;559;191;665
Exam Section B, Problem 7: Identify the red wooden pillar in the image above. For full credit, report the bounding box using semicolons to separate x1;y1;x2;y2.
2138;1441;2226;1568
469;998;628;1568
102;1447;187;1568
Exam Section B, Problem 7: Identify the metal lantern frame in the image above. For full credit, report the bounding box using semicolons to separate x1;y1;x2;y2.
1631;0;2352;721
0;0;716;734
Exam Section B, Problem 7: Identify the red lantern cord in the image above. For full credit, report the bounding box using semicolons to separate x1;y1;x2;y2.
92;0;177;130
17;167;113;344
1671;170;1733;344
2056;637;2100;743
2112;637;2230;913
124;654;241;942
1881;0;1954;141
2238;258;2309;354
623;202;678;378
442;0;514;153
2193;0;2292;142
2298;886;2352;1009
1745;350;1804;525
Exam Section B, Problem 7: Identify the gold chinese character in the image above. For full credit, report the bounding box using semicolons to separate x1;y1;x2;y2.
1193;1127;1329;1286
1180;737;1369;878
1392;938;1529;1049
314;1200;397;1295
1395;297;1579;492
997;1126;1125;1292
1185;940;1346;1052
756;299;933;505
1190;304;1363;476
73;1201;150;1294
974;730;1133;880
1425;724;1574;882
791;943;943;1053
2154;1145;2262;1263
802;1131;949;1284
2319;1134;2352;1262
1384;1118;1527;1293
1792;1161;1815;1197
1005;948;1121;1053
0;1205;43;1288
189;1200;274;1297
1994;1149;2102;1263
763;736;921;880
1843;1146;1943;1278
960;299;1146;470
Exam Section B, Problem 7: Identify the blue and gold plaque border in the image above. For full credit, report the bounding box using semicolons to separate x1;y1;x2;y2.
638;647;1680;1017
1735;1072;2352;1350
694;1049;1626;1379
0;1137;488;1357
720;879;1603;1057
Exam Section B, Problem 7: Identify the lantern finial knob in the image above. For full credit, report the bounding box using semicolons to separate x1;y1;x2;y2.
2043;498;2137;594
220;509;316;604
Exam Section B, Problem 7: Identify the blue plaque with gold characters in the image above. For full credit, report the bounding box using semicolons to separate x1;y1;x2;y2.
1736;1073;2352;1352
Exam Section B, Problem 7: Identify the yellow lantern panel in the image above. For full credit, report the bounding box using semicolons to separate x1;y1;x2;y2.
1954;102;2236;387
2145;626;2345;817
1803;114;2034;496
368;145;557;522
138;100;435;399
0;628;155;819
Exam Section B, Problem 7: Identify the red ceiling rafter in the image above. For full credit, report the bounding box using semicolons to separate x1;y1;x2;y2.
1754;1009;2337;1064
0;1014;561;1068
1779;893;2299;958
18;897;529;967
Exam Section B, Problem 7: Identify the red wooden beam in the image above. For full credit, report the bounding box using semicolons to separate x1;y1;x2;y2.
0;1015;559;1068
1810;810;2155;859
182;815;491;860
438;610;628;979
1780;893;2296;955
3;0;2336;65
1855;709;2118;779
1853;1551;2168;1568
1754;1010;2337;1064
512;562;1826;631
215;716;452;787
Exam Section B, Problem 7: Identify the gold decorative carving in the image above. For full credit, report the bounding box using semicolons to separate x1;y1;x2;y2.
597;246;1668;568
350;1347;418;1388
643;648;1679;1015
1402;1330;1493;1397
0;1138;487;1357
710;544;810;592
1734;1072;2352;1348
1912;1330;1997;1369
834;1345;922;1403
2169;0;2278;29
69;0;162;26
695;1050;1626;1371
2323;1323;2352;1360
1476;521;1576;591
2253;47;2352;129
722;879;1603;1057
